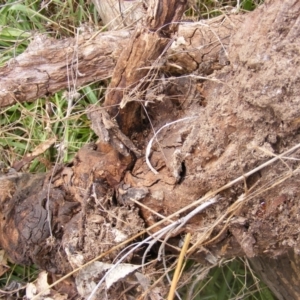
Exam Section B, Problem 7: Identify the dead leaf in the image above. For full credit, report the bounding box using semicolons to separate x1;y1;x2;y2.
26;271;68;300
76;261;141;298
13;137;57;171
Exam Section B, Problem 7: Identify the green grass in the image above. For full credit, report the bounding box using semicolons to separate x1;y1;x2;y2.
0;0;273;299
0;88;104;172
179;258;275;300
186;0;264;19
0;261;38;298
0;0;105;171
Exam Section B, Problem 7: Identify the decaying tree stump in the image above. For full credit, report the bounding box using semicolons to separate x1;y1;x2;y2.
1;0;300;298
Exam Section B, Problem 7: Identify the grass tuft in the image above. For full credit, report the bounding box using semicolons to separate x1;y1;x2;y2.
0;0;104;171
178;258;275;300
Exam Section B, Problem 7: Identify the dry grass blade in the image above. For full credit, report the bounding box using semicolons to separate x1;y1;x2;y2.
168;233;191;300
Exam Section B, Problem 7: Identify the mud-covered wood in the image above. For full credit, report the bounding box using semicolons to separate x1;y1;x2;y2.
1;0;300;299
0;142;142;273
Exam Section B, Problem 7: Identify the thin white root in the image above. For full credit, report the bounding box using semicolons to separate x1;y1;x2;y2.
87;196;218;300
146;116;197;174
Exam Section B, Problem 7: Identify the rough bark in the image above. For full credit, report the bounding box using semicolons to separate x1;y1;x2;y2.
1;0;300;299
0;31;130;107
251;251;300;300
103;0;188;135
0;15;236;108
91;0;147;30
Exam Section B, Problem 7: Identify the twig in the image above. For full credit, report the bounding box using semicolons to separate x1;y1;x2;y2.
157;197;218;261
128;196;168;220
0;286;25;295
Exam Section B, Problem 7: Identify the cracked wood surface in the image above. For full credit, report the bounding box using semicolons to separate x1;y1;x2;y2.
0;31;130;107
0;15;237;108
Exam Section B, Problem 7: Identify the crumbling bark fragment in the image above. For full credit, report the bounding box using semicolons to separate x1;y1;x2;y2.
103;0;188;135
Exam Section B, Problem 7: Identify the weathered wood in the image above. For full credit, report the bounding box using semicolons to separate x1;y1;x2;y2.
92;0;147;30
0;0;299;263
103;0;188;135
0;31;130;107
251;252;300;300
0;15;235;108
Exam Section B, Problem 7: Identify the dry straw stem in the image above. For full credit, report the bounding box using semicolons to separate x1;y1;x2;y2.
136;259;180;300
32;141;300;299
167;233;191;300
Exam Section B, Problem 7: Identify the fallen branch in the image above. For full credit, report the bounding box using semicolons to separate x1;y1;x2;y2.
0;15;238;108
0;30;130;107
